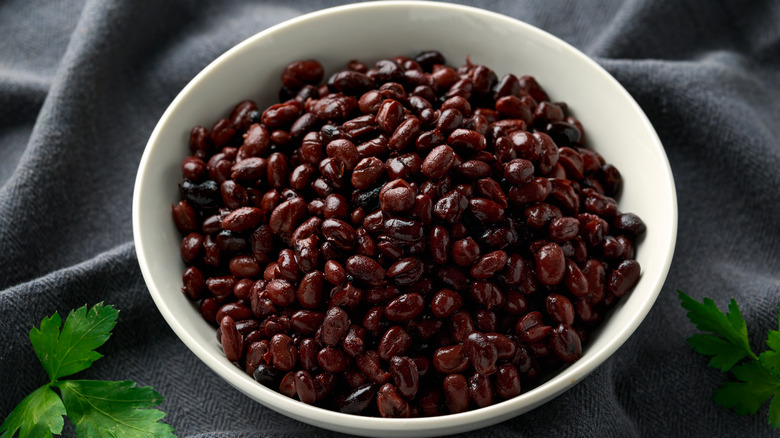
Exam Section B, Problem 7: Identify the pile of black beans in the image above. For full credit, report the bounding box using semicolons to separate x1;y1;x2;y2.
171;50;646;417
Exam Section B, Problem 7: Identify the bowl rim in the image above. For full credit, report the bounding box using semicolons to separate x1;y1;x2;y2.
133;1;678;435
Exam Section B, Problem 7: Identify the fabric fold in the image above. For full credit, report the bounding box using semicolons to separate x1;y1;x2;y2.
1;1;778;436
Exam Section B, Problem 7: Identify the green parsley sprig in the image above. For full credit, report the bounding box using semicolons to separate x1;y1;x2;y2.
679;290;780;429
0;303;175;438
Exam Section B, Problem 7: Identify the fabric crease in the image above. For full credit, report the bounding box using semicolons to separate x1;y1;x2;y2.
1;1;778;436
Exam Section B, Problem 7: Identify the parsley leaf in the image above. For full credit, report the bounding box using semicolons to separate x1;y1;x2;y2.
0;303;174;437
713;361;780;423
57;380;174;438
678;290;757;371
29;303;119;381
758;303;780;377
680;290;780;429
0;385;66;438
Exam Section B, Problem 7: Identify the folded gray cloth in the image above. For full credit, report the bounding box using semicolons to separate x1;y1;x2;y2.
2;0;778;436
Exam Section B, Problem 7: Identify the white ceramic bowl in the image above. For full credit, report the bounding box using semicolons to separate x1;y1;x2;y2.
133;2;677;436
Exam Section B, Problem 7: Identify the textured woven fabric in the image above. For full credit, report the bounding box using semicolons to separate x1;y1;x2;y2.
1;0;779;436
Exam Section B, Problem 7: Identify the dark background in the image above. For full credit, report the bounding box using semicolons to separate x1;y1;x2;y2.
1;0;778;436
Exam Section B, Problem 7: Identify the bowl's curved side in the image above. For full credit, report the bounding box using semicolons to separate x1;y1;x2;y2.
133;2;677;436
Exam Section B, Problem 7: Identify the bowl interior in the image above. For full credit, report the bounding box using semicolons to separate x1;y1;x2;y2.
133;2;677;436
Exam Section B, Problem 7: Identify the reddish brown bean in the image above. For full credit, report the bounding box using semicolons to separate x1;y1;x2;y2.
294;271;323;309
317;346;347;373
475;178;508;209
346;255;386;287
429;225;451;265
549;216;580;242
322;260;346;285
171;200;198;234
535;242;566;286
434;189;469;223
269;197;307;236
290;310;325;337
282;59;324;90
226;255;259;278
209;118;235;149
442;374;469;414
564;260;589;298
297;338;319;372
351;157;385;190
221;207;262;232
342;324;367;358
378;326;412;361
468;373;494;408
294;370;317;404
430;288;463;319
383;218;424;242
266;279;295;307
321;306;350;346
389;116;421;151
270;333;297;372
359;89;383;114
326;139;360;170
583;258;606;304
386;258;424;286
379;179;416;212
496;95;533;121
470;281;504;309
206;275;236;300
314;94;358;121
448;128;486;153
329;70;376;95
549;324;582;363
390;356;419;400
376;383;411;418
452;237;480;267
230;157;266;182
485;333;517;361
502;290;527;315
508;177;551;205
410;194;434;226
432;345;469;374
470;250;508;279
181;266;206;300
449;311;476;343
575;298;600;323
464;331;499;375
356;351;391;385
220;315;244;362
504;159;534;185
475;310;497;334
436;108;463;133
613;212;647;236
384;293;425;322
495;363;522;399
189;125;210;157
179;232;203;264
558;146;585;180
199;297;219;323
279;372;297;398
609;259;641;297
546;293;575;325
525;202;562;229
376;99;404;134
516;311;551;343
421;144;456;180
469;198;505;223
274;248;298;282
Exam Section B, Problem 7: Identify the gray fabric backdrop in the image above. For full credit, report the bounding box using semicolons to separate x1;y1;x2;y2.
1;0;779;436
